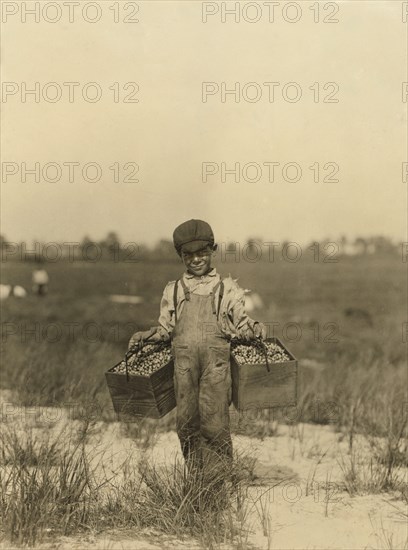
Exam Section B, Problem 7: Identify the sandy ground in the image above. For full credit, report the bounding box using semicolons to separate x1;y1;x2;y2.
1;398;407;550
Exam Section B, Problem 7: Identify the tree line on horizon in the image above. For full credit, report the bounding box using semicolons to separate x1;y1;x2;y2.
0;232;403;262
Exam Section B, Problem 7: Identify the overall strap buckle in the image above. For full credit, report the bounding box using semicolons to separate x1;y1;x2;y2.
179;277;191;301
173;278;191;324
173;280;179;323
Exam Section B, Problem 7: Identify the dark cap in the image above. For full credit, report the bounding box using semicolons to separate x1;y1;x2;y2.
173;219;214;255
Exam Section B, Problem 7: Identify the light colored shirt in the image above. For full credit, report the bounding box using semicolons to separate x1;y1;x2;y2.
32;269;49;284
157;268;258;339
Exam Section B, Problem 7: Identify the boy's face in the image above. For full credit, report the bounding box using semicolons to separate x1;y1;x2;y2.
181;245;214;277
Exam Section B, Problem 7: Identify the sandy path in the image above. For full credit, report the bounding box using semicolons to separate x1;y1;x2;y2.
1;400;407;550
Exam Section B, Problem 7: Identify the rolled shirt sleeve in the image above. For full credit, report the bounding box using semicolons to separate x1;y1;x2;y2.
220;277;259;339
157;281;176;339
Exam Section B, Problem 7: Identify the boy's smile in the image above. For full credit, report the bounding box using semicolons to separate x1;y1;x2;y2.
181;246;213;277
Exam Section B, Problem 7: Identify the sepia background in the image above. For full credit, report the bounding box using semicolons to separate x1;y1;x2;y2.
1;2;407;549
1;0;406;245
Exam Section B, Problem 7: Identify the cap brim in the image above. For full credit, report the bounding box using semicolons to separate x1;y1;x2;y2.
180;240;212;254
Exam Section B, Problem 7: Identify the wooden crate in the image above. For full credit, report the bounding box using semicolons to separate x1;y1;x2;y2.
105;358;176;420
230;337;298;412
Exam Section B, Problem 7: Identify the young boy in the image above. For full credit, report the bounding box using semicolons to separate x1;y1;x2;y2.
129;219;266;471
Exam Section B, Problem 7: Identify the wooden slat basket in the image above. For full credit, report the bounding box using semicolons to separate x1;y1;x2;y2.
105;343;176;420
230;337;298;412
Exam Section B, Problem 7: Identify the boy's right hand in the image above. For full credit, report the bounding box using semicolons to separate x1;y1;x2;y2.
128;331;145;349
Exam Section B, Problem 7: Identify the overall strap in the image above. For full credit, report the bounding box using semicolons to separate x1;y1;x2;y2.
179;277;191;301
173;280;179;323
210;279;224;318
217;280;224;320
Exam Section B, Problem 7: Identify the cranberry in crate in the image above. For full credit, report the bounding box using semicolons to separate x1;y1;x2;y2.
230;337;298;412
105;341;176;419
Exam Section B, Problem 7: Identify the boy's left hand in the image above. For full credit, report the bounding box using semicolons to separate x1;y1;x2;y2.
253;322;267;339
242;322;267;341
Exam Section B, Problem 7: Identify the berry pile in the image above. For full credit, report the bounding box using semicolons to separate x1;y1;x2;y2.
232;341;290;365
114;344;172;377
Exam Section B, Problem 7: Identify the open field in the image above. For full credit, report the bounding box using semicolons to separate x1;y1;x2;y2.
1;255;407;548
1;256;406;420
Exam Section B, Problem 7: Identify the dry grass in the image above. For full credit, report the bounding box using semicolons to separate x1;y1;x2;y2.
0;416;265;549
0;421;99;546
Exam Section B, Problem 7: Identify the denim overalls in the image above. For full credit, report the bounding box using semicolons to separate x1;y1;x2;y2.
171;277;232;471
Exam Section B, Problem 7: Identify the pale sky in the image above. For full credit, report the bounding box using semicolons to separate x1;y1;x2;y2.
1;0;407;246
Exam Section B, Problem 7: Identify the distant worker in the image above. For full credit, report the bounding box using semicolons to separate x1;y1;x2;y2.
32;266;49;296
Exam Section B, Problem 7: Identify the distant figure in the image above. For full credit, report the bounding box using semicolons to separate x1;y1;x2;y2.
32;267;49;296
